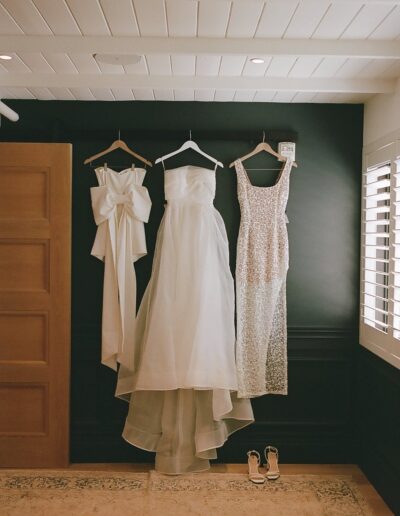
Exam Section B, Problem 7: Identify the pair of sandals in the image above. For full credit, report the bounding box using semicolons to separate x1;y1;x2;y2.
247;446;280;484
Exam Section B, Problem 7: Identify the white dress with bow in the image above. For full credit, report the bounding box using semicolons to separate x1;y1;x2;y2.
90;166;151;371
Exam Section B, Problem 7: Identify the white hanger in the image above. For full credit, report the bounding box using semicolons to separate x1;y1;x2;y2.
155;130;224;169
229;131;297;168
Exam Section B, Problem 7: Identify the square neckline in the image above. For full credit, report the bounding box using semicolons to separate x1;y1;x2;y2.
238;158;292;190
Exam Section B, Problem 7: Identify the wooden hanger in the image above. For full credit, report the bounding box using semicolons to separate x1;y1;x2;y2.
229;132;297;168
155;130;224;169
83;130;152;167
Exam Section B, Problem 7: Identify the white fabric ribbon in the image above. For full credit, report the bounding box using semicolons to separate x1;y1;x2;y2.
91;184;151;371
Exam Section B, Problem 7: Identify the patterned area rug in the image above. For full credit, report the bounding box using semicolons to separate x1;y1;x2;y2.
0;469;376;515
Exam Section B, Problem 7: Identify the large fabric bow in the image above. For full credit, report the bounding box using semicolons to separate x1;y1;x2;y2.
91;184;151;371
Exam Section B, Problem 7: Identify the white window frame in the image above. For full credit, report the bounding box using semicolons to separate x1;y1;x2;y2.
360;140;400;370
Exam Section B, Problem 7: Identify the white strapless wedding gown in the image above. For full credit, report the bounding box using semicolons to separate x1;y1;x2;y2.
116;165;254;474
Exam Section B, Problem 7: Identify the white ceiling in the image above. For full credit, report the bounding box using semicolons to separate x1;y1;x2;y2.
0;0;399;103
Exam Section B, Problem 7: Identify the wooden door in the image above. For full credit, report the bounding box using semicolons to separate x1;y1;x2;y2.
0;143;71;467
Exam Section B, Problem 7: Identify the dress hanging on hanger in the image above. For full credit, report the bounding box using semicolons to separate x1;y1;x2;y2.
91;165;151;371
116;138;253;474
88;148;151;371
231;134;296;398
86;134;152;371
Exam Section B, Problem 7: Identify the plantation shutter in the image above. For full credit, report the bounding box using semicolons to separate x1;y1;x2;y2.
360;142;400;369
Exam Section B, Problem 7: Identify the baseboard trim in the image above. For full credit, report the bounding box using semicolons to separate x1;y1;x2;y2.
71;419;355;464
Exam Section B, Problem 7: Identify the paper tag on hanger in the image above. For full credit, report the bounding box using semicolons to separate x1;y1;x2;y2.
278;142;296;161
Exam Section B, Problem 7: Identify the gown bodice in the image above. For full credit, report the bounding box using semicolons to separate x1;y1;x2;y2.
91;167;151;262
164;166;216;205
235;158;293;282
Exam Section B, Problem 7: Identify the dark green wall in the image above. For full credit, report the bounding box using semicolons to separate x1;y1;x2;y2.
0;100;363;464
356;347;400;513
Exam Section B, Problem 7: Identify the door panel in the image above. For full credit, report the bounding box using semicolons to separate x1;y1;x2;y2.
0;166;49;219
0;312;47;362
0;143;71;467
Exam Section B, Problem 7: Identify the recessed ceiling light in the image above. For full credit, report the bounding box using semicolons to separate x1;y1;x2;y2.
250;58;265;64
93;53;141;66
0;55;12;60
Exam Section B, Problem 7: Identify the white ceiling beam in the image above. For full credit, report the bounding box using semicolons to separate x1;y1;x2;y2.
1;36;400;59
0;73;393;93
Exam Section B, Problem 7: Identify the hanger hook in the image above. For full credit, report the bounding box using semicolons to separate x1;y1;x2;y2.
118;129;121;140
262;130;265;143
189;129;192;141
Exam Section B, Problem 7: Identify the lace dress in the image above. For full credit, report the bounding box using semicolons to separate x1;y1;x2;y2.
234;158;293;398
116;165;254;474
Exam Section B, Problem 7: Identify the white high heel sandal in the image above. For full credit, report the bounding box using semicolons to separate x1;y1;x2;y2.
264;445;280;480
247;450;265;484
